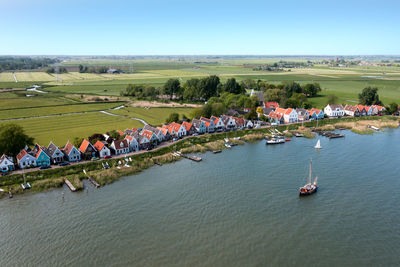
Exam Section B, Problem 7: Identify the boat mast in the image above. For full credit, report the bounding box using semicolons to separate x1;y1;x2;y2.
309;159;312;184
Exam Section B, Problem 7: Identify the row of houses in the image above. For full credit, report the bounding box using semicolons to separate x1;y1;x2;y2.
267;107;324;124
1;115;257;173
263;102;386;124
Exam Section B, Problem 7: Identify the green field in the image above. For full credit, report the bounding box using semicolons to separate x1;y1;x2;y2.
0;57;399;147
0;102;123;120
109;107;193;126
0;112;143;146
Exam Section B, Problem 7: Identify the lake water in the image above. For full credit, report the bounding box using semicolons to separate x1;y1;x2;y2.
1;129;400;266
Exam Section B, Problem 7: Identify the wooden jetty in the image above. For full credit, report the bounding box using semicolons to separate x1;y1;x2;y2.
64;179;76;192
83;170;100;188
212;150;222;154
87;176;100;188
182;154;202;162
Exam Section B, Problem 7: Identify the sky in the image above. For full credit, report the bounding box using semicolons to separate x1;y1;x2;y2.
1;0;400;55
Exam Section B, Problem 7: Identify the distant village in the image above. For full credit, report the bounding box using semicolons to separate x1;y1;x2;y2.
0;98;388;175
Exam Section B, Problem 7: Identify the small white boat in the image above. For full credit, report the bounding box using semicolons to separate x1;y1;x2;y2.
26;182;31;189
315;139;322;149
21;184;26;190
266;138;285;145
224;138;229;143
225;143;231;148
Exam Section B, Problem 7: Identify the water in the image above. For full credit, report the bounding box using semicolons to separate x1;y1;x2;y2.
1;129;400;266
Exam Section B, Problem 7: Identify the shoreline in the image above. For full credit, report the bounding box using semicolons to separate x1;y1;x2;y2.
1;116;398;199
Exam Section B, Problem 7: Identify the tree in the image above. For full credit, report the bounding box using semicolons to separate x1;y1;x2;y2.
326;94;338;105
166;112;180;123
211;103;226;117
303;83;321;97
286;93;306;108
359;87;380;105
223;78;244;94
163;79;181;99
386;102;399;114
283;81;302;98
46;67;55;74
73;137;84;148
264;89;285;104
108;130;122;140
0;124;34;158
199;75;220;100
256;107;264;114
245;106;258;120
183;78;200;101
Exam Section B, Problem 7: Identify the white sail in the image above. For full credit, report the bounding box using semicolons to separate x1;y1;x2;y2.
315;139;321;149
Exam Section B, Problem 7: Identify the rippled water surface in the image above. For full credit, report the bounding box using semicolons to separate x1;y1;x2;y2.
1;129;400;266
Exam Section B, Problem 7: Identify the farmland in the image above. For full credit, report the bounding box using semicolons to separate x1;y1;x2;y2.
109;107;194;126
0;56;399;146
0;112;143;146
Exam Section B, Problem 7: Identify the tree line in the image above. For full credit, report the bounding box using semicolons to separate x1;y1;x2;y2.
0;56;59;71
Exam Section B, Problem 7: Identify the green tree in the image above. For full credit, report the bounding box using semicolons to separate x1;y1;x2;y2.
326;94;338;104
199;75;220;100
359;87;380;105
303;83;321;97
183;78;200;101
283;81;302;98
286;93;306;108
223;78;244;94
73;137;84;148
164;79;181;99
211;103;226;117
0;124;34;158
264;89;285;104
386;102;399;114
166;112;180;123
46;67;55;74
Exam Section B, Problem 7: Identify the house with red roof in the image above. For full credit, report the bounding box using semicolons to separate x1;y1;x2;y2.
79;139;97;160
264;102;279;109
210;116;225;132
232;117;245;129
371;105;385;115
166;122;187;138
275;108;298;123
34;145;51;167
16;149;36;169
143;125;164;142
110;139;129;155
308;108;324;120
157;127;171;141
344;105;360;117
220;115;236;130
182;121;195;135
125;135;139;152
355;105;367;116
0;154;14;173
94;141;111;158
268;111;284;124
200;117;215;133
62;141;81;162
364;106;373;116
141;129;158;145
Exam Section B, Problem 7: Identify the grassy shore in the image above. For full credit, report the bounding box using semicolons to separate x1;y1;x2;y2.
1;116;398;199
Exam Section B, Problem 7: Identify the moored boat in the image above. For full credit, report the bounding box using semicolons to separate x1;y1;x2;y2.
299;159;318;196
266;138;285;145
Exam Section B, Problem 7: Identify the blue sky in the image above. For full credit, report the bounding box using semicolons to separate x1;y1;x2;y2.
1;0;400;55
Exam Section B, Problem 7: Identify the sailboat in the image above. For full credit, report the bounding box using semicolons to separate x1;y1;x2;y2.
299;159;318;196
315;139;322;149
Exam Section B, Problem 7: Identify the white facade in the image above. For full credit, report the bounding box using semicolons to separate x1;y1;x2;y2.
18;153;37;169
177;125;187;137
0;155;14;172
324;104;345;118
98;146;111;158
125;136;139;152
283;109;298;124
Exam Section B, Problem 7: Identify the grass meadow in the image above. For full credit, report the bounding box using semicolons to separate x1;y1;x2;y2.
0;112;143;146
109;106;193;126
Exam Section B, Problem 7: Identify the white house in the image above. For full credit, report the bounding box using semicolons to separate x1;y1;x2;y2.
211;116;225;131
324;104;345;118
221;115;236;130
16;149;37;169
0;154;14;173
62;141;81;162
275;108;298;124
94;141;111;158
245;119;254;128
111;140;130;155
125;135;139;152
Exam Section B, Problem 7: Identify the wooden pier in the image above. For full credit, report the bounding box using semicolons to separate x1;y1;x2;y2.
87;176;100;188
182;154;202;162
64;179;76;192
